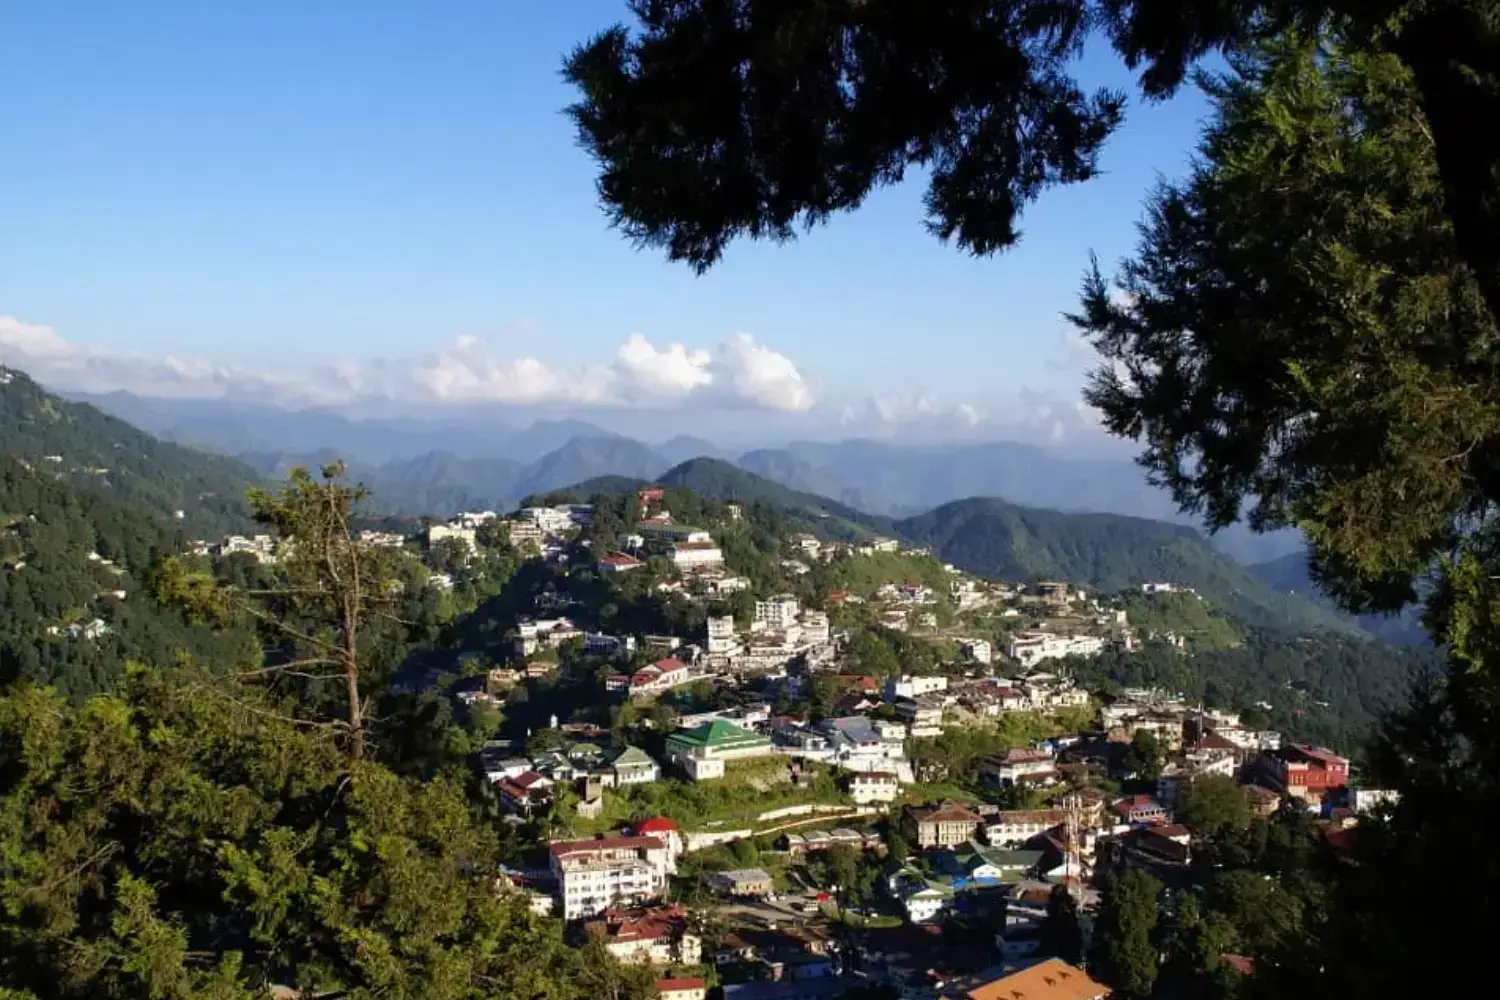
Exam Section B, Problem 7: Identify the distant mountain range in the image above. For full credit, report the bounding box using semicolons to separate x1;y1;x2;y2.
75;390;1300;565
1;368;1414;645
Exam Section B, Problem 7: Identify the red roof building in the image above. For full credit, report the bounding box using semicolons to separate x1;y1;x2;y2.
599;553;645;574
496;771;554;815
1261;743;1350;798
653;978;707;1000
1112;794;1170;825
636;816;679;835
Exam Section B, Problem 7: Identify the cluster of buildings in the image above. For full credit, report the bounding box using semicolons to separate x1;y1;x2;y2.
705;593;834;673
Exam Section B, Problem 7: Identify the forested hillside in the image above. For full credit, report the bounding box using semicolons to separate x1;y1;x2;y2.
0;456;258;699
897;497;1351;634
1;367;259;534
1070;627;1443;756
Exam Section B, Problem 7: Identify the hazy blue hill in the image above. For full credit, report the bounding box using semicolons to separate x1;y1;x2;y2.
655;458;897;538
502;420;624;463
74;391;515;463
514;436;668;499
655;435;730;466
895;496;1353;633
1;367;259;535
734;438;1302;565
1248;550;1430;645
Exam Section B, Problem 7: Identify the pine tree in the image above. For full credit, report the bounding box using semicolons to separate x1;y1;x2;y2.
1040;885;1084;964
1089;869;1162;998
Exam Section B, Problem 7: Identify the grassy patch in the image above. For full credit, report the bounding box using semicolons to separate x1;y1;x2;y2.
563;758;851;835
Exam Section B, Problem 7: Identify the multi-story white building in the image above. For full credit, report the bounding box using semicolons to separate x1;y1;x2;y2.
706;615;740;656
980;748;1058;787
514;617;583;656
549;836;671;920
798;610;830;646
984;809;1067;848
516;506;576;535
848;771;901;804
753;594;800;632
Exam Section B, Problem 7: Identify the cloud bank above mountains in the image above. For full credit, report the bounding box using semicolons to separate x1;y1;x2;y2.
0;313;1107;447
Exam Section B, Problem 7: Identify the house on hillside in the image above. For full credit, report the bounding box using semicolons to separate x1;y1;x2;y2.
664;720;773;780
610;745;662;786
904;801;985;849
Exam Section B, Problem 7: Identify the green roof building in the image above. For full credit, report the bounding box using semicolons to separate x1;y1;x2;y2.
610;744;662;785
664;720;773;780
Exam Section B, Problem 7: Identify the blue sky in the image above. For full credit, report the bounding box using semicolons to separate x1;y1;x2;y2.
0;1;1209;444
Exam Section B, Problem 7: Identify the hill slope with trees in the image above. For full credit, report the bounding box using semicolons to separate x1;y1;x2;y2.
896;496;1352;634
0;455;258;700
1;366;260;534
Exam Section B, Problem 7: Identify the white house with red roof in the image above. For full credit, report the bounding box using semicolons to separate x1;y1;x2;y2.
495;771;554;815
582;904;702;965
1112;794;1171;827
653;978;707;1000
635;817;684;871
628;658;692;697
598;553;645;574
549;835;671;920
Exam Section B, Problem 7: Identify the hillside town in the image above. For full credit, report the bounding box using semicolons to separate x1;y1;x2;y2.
177;485;1396;1000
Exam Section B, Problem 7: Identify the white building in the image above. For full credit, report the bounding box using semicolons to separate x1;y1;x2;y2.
706;615;739;655
799;610;831;646
702;575;750;597
885;674;949;702
848;771;901;804
895;880;952;923
517;506;575;535
959;638;993;665
669;540;724;570
515;617;583;656
1006;631;1107;668
753;594;800;631
427;523;477;553
984;810;1067;848
549;836;671;920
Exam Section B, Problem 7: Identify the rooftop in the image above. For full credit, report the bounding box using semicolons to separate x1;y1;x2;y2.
959;959;1109;1000
548;835;664;858
636;816;679;834
653;979;707;993
665;719;771;751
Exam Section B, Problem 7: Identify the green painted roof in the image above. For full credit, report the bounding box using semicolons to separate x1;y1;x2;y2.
612;745;658;767
665;719;770;750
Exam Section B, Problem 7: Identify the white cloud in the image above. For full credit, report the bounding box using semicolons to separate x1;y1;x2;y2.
838;392;987;437
717;332;815;411
0;316;71;358
0;314;817;414
614;334;713;398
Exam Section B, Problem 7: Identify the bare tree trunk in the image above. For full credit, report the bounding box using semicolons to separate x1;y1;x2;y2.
343;596;363;759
